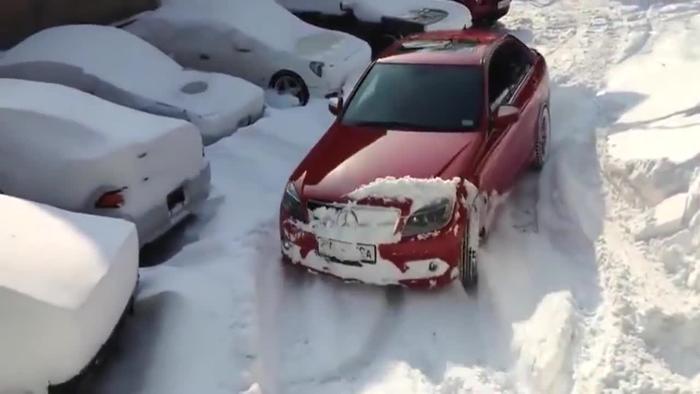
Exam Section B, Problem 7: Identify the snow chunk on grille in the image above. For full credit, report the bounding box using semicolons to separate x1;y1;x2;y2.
347;176;474;213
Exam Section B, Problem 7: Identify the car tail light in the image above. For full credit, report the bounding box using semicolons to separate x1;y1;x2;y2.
95;189;125;209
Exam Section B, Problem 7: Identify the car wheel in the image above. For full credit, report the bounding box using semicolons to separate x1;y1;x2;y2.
270;71;310;106
533;106;551;170
459;208;480;291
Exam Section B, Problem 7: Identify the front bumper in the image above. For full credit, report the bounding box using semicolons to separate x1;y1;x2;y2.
280;217;462;289
132;162;211;246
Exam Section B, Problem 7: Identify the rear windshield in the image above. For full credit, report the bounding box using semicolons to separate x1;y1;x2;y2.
341;63;484;131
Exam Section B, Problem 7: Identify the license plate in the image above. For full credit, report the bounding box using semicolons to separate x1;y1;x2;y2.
498;0;510;9
317;238;376;264
167;187;187;219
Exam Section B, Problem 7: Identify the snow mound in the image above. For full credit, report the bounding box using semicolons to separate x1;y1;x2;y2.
0;195;138;391
0;24;264;144
512;292;579;394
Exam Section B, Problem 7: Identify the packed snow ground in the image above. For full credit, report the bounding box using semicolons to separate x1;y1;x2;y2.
88;1;700;393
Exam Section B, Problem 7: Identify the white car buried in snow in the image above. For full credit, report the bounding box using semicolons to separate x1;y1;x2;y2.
277;0;472;54
0;195;138;392
122;0;372;105
0;79;211;246
0;25;265;145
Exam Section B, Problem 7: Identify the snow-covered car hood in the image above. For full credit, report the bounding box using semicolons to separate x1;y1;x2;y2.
0;25;264;142
292;123;483;201
0;195;138;391
0;79;204;217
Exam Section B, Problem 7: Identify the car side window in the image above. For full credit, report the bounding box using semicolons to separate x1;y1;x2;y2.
487;39;534;110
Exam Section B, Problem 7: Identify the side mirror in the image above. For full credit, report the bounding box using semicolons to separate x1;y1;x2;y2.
494;105;520;128
328;96;343;115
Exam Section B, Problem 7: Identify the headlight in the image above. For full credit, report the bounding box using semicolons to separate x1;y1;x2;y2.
402;198;454;237
281;182;305;221
309;61;325;78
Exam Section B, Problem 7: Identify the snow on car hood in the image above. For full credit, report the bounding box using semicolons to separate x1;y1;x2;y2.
0;25;264;141
296;124;483;201
343;0;472;30
347;176;472;213
0;195;138;391
0;79;204;217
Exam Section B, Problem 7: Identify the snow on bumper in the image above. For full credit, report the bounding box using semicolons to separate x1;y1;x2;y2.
280;217;461;288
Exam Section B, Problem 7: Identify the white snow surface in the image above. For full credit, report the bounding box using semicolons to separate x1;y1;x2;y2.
89;1;700;394
0;78;204;219
0;25;264;144
0;195;138;392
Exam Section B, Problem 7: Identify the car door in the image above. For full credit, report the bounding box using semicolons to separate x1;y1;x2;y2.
476;37;536;194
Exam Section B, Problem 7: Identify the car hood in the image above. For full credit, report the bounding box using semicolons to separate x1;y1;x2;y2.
295;123;483;201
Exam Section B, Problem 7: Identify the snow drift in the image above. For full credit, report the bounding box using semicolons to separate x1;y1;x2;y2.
0;195;138;391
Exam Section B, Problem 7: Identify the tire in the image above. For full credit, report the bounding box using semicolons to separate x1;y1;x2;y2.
459;205;481;291
533;106;551;171
269;71;310;106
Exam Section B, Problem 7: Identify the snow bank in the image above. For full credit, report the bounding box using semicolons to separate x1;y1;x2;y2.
0;79;204;221
512;292;579;394
0;25;264;144
605;13;700;292
0;195;138;391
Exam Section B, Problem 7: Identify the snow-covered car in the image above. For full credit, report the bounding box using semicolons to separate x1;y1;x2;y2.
0;25;265;145
0;78;211;246
122;0;372;105
277;0;472;55
0;194;138;392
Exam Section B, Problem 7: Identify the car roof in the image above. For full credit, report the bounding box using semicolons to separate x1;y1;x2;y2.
379;29;509;66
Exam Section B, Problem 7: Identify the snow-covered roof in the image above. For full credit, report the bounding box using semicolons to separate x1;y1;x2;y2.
0;78;192;150
0;25;264;135
140;0;325;51
0;195;136;309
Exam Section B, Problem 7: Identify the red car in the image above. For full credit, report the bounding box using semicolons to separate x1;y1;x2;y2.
460;0;511;25
279;29;550;290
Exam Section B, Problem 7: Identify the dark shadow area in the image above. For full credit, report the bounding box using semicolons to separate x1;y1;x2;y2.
79;292;185;394
139;196;222;267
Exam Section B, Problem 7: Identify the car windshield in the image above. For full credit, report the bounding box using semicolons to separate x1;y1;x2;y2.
341;63;484;131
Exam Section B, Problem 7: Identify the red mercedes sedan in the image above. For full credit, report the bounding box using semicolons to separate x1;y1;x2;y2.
460;0;511;25
279;29;550;290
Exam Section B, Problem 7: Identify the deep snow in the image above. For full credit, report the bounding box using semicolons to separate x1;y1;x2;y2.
85;0;700;393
